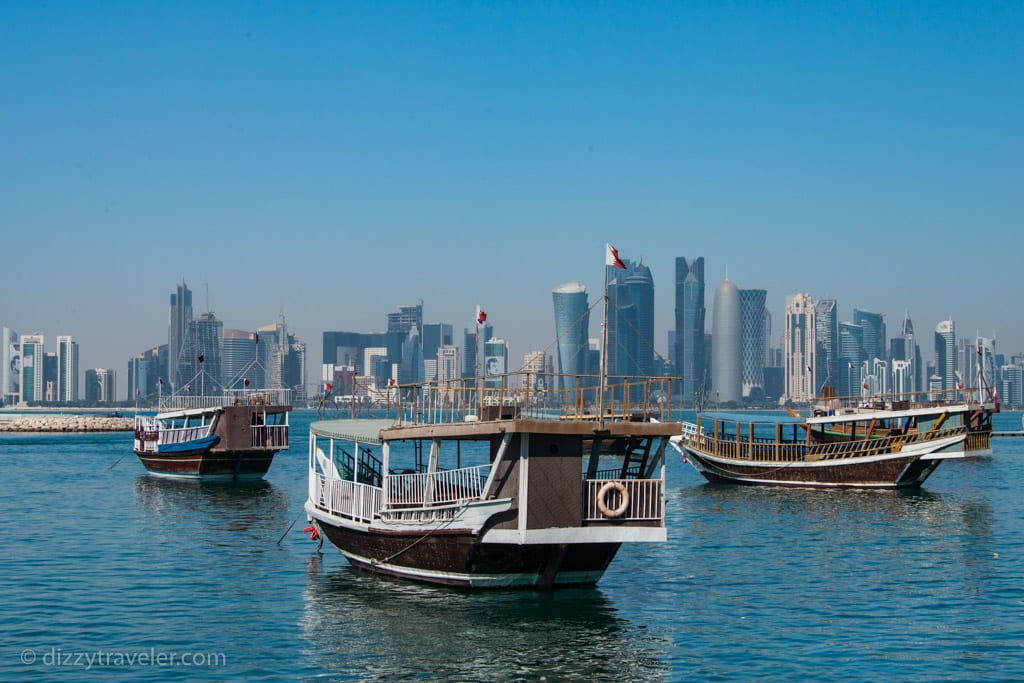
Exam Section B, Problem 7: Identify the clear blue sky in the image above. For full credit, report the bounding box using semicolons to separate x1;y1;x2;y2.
2;1;1021;392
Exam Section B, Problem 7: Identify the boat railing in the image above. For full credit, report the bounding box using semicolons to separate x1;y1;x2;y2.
158;389;291;411
583;478;663;522
819;387;996;414
686;423;967;462
394;372;677;426
158;425;212;446
251;424;288;449
313;473;382;524
386;465;491;508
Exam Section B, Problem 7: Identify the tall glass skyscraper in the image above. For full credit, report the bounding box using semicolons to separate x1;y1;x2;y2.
889;311;921;393
674;257;706;403
552;282;591;389
606;259;655;379
739;289;767;399
935;319;956;392
19;334;44;404
712;277;742;403
57;335;78;402
853;309;886;363
191;313;223;395
223;329;257;390
838;322;865;397
814;299;838;396
168;281;193;392
387;304;423;338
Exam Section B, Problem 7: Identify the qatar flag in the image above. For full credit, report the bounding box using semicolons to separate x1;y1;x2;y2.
605;243;626;269
476;305;487;325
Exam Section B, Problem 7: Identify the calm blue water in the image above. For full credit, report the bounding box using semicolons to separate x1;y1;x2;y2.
3;409;1024;682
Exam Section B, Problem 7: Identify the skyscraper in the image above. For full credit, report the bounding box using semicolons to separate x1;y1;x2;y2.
712;277;742;403
552;282;591;389
19;335;45;403
57;335;78;402
838;322;865;397
420;323;453;382
606;258;655;379
853;309;886;363
935;319;956;393
739;288;767;399
2;327;19;406
890;311;921;393
462;323;492;378
85;368;116;403
814;299;838;397
674;257;706;403
783;294;815;402
191;312;223;395
168;280;193;392
222;329;257;390
483;338;508;388
387;304;423;339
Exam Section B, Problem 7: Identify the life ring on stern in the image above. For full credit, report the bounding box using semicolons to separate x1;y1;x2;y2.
596;481;629;518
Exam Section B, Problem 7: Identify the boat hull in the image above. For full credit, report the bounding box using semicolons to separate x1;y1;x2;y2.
134;449;277;481
310;512;619;589
305;499;614;589
679;441;960;489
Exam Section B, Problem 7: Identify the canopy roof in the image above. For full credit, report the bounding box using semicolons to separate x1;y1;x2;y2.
309;419;397;445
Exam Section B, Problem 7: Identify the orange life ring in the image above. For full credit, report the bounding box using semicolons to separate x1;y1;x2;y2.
596;481;629;518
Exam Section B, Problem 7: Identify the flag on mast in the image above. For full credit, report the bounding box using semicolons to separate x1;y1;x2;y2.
476;305;487;325
605;243;627;270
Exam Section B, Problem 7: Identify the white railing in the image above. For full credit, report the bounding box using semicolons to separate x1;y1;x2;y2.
386;465;490;507
251;424;288;449
584;478;663;521
158;425;211;446
314;473;382;524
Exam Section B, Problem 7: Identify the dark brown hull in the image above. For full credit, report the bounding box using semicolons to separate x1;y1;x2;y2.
318;522;620;589
134;449;277;480
684;449;942;489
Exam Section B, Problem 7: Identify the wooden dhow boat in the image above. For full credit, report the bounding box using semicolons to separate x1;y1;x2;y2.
304;372;682;589
670;404;968;488
133;390;291;480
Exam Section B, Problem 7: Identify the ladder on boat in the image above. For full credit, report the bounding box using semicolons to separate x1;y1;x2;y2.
620;436;653;478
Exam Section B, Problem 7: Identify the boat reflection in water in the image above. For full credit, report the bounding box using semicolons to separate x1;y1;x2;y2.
300;559;671;681
132;475;291;547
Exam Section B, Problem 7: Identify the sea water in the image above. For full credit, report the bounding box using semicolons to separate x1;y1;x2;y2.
2;410;1023;681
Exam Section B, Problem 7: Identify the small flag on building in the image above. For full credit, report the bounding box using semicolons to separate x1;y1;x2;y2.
605;243;627;270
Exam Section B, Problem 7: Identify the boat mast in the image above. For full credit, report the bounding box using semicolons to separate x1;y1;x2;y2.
599;262;609;426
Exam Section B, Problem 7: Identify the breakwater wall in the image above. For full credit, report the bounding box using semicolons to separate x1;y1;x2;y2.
0;415;134;432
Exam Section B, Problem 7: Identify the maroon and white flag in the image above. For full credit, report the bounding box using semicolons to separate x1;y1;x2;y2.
605;243;626;269
476;305;487;325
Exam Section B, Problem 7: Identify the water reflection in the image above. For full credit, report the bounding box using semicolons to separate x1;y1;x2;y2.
132;475;292;546
300;559;670;682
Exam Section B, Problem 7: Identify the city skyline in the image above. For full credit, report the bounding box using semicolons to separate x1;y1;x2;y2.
3;271;1017;404
3;3;1020;381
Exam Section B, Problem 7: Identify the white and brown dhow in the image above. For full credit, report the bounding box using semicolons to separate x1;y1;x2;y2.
305;372;682;589
670;404;968;488
132;390;291;480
